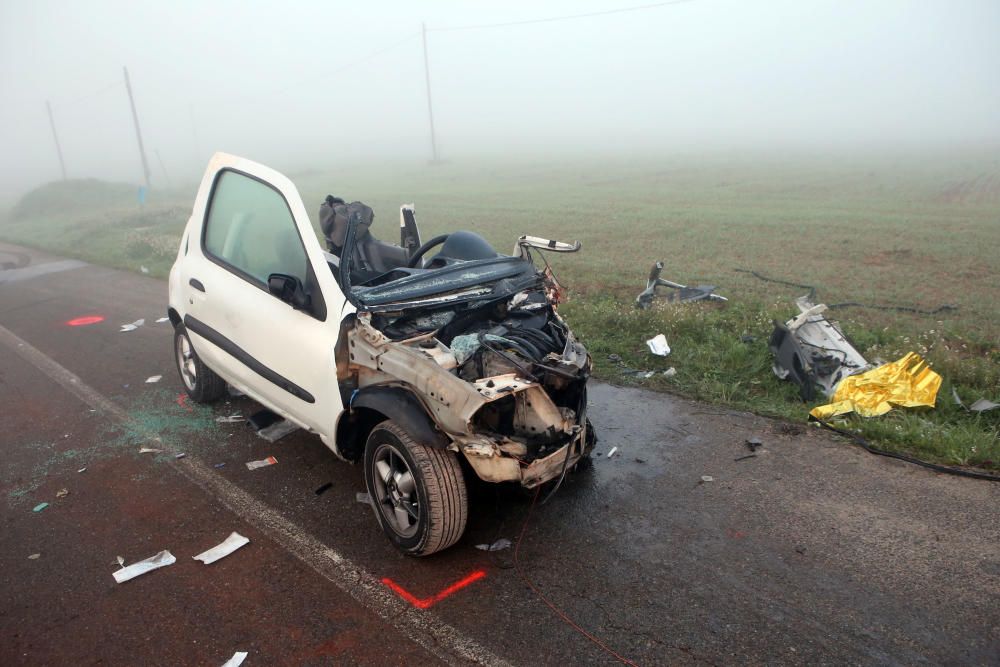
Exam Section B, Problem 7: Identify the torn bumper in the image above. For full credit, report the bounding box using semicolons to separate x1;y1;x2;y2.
459;429;590;488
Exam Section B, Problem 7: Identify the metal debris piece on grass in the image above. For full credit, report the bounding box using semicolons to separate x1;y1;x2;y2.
257;419;299;443
32;502;48;512
636;261;728;309
145;375;162;383
221;651;248;667
646;333;671;357
119;318;145;332
113;550;176;583
246;456;277;471
193;532;250;565
970;398;1000;412
770;296;871;401
810;352;942;420
475;538;512;552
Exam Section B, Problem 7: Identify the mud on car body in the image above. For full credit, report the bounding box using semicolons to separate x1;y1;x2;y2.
168;153;594;556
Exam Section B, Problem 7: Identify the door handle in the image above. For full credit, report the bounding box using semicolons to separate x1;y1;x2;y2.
189;278;206;292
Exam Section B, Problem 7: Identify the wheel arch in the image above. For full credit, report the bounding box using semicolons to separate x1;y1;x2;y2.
336;385;450;461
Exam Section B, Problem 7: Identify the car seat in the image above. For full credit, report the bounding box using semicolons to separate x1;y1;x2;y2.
319;196;408;283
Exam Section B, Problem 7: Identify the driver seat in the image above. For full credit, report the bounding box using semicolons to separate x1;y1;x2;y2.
319;196;408;282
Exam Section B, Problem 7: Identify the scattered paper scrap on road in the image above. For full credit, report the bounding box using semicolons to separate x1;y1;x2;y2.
475;538;512;552
607;446;619;458
221;651;248;667
215;414;244;423
246;456;277;471
193;532;250;565
113;550;176;584
119;318;145;332
145;375;162;383
32;502;48;512
155;316;170;323
646;333;671;356
257;419;299;443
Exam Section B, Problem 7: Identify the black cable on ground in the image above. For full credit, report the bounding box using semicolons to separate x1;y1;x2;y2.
735;268;957;315
813;418;1000;482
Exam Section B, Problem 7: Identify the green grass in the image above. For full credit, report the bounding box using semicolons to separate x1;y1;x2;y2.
3;152;998;470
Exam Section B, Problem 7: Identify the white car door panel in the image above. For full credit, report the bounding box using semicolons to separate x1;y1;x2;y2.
179;153;347;437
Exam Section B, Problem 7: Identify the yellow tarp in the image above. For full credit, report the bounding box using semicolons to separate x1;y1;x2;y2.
809;352;941;420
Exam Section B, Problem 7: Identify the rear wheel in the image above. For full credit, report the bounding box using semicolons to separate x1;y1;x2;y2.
174;323;227;403
364;420;467;556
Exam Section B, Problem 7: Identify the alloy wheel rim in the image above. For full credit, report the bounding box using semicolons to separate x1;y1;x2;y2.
372;443;419;538
177;334;197;391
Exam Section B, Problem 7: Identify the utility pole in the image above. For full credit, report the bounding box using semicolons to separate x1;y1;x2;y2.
123;66;152;189
45;100;68;180
421;22;439;163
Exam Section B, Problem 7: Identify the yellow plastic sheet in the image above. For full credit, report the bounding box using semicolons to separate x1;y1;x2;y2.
809;352;941;420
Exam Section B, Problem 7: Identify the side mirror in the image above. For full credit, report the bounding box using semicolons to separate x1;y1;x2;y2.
267;273;311;311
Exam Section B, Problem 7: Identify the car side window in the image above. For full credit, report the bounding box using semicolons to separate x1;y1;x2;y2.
203;170;308;287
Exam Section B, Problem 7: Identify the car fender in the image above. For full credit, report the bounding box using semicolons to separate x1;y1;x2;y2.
351;385;450;449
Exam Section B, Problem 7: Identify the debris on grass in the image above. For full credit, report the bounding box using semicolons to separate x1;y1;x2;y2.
174;453;186;459
113;550;176;583
662;367;677;378
193;532;249;565
145;375;162;383
745;436;763;452
138;447;162;454
636;261;728;308
32;502;49;512
55;488;69;498
257;419;299;443
246;456;277;471
221;651;248;667
475;538;512;552
970;399;1000;413
140;265;149;274
77;467;87;473
214;463;226;469
646;333;671;356
314;482;334;496
119;318;145;332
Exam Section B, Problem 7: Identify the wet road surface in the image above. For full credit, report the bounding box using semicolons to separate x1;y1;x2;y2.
1;243;998;665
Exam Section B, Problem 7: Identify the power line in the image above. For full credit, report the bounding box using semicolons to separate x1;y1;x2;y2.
429;0;699;32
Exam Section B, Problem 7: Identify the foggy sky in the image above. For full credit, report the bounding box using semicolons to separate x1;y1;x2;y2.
1;0;998;199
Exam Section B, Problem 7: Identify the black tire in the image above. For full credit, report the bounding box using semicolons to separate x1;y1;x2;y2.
364;420;467;556
174;323;227;403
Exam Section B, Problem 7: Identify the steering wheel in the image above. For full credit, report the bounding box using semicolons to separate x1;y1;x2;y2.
406;234;450;268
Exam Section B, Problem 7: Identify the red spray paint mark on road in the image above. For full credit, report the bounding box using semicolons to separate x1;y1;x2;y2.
382;570;486;609
66;315;105;327
176;393;192;411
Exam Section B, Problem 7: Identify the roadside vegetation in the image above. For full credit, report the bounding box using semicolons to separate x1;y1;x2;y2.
3;153;997;470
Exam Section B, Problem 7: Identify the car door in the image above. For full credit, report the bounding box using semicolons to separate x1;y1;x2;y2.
178;152;347;437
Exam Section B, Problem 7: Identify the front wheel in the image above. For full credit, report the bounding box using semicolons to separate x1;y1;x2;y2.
364;420;467;556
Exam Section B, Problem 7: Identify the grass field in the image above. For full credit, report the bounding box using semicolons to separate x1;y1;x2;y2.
3;151;998;470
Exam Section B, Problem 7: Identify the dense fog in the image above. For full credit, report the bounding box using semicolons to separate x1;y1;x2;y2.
1;0;997;199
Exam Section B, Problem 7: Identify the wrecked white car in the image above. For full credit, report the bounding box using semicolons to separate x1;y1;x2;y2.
168;153;594;555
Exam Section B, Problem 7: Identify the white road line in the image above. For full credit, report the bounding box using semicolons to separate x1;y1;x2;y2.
0;323;513;667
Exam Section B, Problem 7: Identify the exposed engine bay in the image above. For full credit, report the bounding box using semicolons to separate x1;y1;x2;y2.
325;198;595;487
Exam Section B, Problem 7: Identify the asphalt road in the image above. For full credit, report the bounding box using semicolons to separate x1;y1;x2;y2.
1;243;997;666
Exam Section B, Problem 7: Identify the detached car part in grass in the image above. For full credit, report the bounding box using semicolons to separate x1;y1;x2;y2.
168;153;595;556
636;261;727;308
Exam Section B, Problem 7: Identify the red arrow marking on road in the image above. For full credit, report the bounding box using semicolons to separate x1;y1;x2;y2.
382;570;486;609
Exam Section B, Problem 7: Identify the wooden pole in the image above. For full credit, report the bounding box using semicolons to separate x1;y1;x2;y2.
421;23;439;163
123;66;152;189
45;100;68;180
